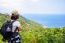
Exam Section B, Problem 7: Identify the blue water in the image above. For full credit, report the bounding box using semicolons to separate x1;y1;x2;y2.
22;14;65;28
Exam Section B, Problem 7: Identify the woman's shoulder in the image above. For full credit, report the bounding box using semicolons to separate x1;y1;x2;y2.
14;20;20;24
13;20;21;27
11;20;19;23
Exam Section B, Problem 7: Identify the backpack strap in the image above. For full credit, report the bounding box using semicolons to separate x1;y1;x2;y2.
11;20;18;32
10;20;15;32
14;27;18;32
10;20;19;32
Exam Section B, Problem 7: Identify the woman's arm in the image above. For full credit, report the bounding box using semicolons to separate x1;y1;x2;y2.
18;26;22;32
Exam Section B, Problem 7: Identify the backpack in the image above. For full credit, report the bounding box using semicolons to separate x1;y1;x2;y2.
0;20;15;41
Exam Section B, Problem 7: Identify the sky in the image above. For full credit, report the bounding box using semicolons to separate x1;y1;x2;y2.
0;0;65;28
0;0;65;14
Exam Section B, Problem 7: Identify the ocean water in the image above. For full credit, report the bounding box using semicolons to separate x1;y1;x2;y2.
23;14;65;28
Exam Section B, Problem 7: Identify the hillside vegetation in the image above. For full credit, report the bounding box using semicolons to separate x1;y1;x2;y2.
0;14;65;43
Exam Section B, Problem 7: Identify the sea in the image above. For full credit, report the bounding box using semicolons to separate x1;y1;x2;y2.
22;14;65;28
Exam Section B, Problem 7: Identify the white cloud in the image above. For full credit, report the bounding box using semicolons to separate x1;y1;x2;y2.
0;0;65;15
31;0;39;2
23;6;65;14
0;0;24;14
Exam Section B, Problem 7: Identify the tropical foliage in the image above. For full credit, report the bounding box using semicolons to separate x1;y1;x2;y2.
0;14;65;43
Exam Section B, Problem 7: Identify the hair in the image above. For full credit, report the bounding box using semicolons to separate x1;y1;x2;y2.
11;13;19;20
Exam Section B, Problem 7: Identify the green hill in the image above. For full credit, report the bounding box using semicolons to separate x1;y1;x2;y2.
0;13;65;43
0;13;43;30
0;13;44;43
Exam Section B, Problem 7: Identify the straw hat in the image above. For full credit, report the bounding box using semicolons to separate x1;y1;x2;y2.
11;10;19;15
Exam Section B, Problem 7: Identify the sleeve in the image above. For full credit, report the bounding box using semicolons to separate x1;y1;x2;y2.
15;21;21;27
12;21;21;32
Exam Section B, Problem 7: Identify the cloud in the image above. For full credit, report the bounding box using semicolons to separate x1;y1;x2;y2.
0;0;65;14
0;0;23;14
31;0;39;2
23;6;65;14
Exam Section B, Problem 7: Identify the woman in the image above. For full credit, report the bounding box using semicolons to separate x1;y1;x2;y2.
8;10;21;43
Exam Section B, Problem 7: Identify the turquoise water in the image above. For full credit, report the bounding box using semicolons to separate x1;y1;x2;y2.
23;14;65;28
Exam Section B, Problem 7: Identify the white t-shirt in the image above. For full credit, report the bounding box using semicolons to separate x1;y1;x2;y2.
11;20;21;32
